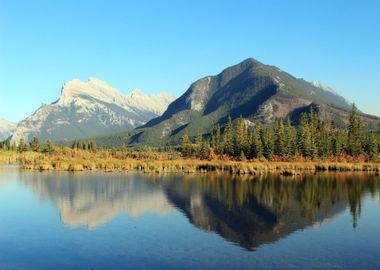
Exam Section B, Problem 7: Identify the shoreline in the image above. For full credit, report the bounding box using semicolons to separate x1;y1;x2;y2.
1;151;379;176
9;161;380;176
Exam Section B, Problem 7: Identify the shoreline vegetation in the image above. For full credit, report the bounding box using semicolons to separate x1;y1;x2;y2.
1;104;379;176
0;150;379;176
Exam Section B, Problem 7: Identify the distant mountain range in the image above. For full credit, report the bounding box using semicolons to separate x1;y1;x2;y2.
0;118;16;141
2;58;379;146
9;78;175;143
95;58;379;147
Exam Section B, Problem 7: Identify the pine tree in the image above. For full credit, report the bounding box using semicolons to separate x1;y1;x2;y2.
17;138;28;152
194;131;203;157
234;116;248;156
285;118;297;157
252;123;263;158
348;103;364;156
317;121;332;158
72;140;78;149
11;142;17;152
309;108;319;158
181;131;192;157
89;140;97;151
262;127;274;160
298;113;312;157
29;137;41;152
365;132;378;160
44;140;55;154
2;139;10;151
199;139;211;160
333;129;346;156
210;124;221;154
221;116;234;156
274;118;286;157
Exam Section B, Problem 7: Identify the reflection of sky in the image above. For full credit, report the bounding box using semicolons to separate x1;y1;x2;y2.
0;170;380;269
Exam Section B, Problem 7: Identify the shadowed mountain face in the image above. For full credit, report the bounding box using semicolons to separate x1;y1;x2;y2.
13;172;380;250
99;58;378;147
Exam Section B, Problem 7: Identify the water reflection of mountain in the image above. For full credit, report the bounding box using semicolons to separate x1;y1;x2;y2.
17;171;380;250
164;174;380;250
19;172;174;229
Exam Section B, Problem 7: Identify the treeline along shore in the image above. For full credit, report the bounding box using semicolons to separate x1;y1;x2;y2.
1;105;379;175
0;149;379;175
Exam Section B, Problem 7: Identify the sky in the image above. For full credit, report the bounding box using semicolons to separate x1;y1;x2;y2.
0;0;379;122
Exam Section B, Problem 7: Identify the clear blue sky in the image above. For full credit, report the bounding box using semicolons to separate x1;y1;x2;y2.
1;0;379;122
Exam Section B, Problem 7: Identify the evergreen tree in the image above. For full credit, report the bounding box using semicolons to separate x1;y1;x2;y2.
309;108;319;158
234;116;248;156
11;142;17;151
29;137;41;152
365;132;378;160
44;140;55;154
210;124;221;154
262;127;274;160
333;129;346;156
252;123;263;158
298;113;312;157
72;140;78;149
317;121;332;158
284;118;297;157
348;103;364;156
199;139;211;160
17;138;28;152
181;131;192;157
273;118;286;157
89;140;97;151
2;139;10;151
194;130;203;156
221;116;234;156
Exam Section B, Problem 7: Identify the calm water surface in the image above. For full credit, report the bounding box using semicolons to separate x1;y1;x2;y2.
0;168;380;270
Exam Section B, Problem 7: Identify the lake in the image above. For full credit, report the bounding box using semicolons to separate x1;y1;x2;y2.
0;168;380;270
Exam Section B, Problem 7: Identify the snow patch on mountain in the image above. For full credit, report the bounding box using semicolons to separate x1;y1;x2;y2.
311;81;338;95
10;78;176;143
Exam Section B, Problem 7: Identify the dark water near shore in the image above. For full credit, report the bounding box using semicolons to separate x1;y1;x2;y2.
0;169;380;270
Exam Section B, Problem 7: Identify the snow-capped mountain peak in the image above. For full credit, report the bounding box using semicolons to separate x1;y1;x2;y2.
10;78;176;143
58;78;125;107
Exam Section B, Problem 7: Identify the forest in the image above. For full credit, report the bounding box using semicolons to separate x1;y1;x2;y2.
180;104;380;162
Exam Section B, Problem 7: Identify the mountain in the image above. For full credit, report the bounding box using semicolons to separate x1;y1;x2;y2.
0;118;17;141
97;58;379;147
10;78;175;143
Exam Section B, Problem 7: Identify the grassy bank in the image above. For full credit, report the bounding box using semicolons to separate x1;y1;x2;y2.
1;150;379;175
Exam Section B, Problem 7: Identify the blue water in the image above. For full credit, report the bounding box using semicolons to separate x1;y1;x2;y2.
0;169;379;270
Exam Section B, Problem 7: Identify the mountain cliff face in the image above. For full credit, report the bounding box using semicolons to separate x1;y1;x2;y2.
113;58;378;146
0;118;17;141
10;78;175;143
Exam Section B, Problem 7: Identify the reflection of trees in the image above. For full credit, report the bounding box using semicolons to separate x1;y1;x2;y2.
16;171;380;250
166;173;380;250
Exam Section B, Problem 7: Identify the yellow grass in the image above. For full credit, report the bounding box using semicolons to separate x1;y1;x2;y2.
1;150;379;175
